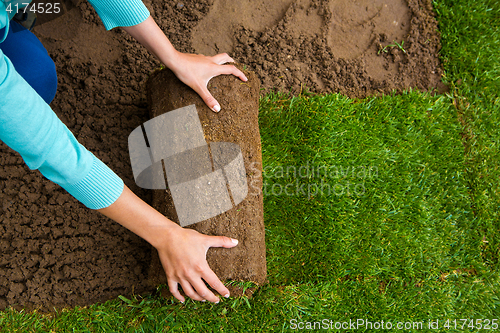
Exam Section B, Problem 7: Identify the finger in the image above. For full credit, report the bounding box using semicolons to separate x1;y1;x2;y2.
168;279;185;303
179;279;205;302
197;85;221;113
212;52;235;65
190;276;219;303
202;269;230;299
209;235;239;249
217;64;248;82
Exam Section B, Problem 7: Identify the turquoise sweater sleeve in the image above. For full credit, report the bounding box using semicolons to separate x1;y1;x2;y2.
0;52;124;209
0;0;151;209
0;0;150;37
87;0;150;30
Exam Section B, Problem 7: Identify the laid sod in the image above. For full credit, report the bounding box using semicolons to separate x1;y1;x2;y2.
1;275;497;332
434;0;500;270
261;91;475;286
1;0;499;331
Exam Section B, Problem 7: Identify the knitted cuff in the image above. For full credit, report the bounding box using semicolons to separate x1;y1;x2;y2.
63;155;124;209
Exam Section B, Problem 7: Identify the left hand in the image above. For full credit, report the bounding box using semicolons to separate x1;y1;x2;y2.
155;226;239;303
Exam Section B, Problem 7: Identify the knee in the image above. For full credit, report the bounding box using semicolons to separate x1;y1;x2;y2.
32;54;58;104
16;40;58;104
0;22;58;104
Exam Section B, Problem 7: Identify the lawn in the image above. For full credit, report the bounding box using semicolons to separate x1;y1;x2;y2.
1;0;499;331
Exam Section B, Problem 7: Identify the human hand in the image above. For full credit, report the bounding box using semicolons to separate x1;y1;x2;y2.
170;51;248;112
122;17;247;112
156;225;239;303
97;185;238;304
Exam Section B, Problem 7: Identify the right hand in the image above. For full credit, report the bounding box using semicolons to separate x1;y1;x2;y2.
122;17;247;113
155;225;239;303
169;51;248;113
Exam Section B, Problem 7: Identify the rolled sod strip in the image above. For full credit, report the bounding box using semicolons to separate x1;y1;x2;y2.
146;67;266;297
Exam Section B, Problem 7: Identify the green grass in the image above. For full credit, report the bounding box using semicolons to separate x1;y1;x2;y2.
1;275;498;332
1;0;499;331
261;91;476;286
434;0;500;270
378;40;407;55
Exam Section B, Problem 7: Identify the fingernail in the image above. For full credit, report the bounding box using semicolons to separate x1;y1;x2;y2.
202;300;206;302
224;293;230;298
215;300;220;304
243;75;248;81
231;238;238;244
214;104;221;112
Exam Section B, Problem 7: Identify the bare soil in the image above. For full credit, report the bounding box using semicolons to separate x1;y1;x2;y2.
0;0;445;310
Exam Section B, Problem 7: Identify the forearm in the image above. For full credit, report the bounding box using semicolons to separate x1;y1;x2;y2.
97;185;180;248
122;16;180;70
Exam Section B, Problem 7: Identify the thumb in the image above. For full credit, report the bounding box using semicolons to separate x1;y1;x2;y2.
198;85;221;113
208;235;239;249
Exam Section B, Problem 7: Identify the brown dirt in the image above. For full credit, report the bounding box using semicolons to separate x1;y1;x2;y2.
0;0;446;310
195;0;448;97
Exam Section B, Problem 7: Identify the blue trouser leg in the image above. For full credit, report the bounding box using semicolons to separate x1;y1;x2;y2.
0;21;58;104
